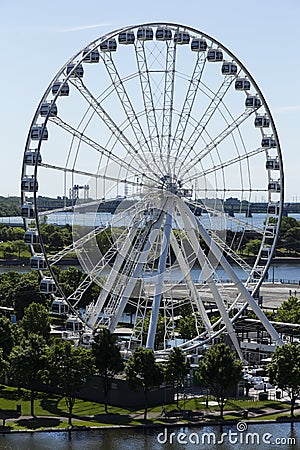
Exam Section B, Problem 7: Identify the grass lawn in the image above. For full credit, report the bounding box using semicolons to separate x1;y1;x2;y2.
0;385;296;431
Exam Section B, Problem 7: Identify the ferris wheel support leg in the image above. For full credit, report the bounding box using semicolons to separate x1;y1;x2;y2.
169;231;213;336
108;203;169;333
176;200;244;360
146;202;173;349
180;201;283;346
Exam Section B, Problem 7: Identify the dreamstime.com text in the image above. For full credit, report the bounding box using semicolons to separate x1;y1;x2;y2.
157;422;296;446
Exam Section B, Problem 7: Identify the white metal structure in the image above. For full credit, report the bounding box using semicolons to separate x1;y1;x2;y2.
21;22;284;357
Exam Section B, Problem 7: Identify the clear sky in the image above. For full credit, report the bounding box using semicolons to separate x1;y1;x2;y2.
1;0;300;201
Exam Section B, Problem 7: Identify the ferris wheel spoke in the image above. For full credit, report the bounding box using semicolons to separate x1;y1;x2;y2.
48;116;159;185
134;40;161;155
160;40;177;174
69;78;161;178
176;75;236;174
100;52;161;174
182;145;266;185
172;53;206;161
179;107;257;180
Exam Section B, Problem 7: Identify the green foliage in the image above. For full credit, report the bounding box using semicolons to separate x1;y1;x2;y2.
9;334;47;416
177;303;200;340
196;343;243;419
19;302;51;340
92;329;124;412
42;340;95;426
125;347;164;420
268;343;300;417
165;347;190;407
243;239;262;256
0;316;14;356
275;296;300;324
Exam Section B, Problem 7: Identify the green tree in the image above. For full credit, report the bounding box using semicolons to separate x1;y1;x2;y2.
48;231;64;251
12;272;43;320
42;340;95;426
196;343;243;419
165;347;190;407
0;316;14;356
125;347;164;420
19;302;51;340
243;239;262;256
276;296;300;324
268;343;300;417
92;329;124;413
9;334;47;416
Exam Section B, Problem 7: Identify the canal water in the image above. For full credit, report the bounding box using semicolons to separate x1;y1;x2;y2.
0;423;298;449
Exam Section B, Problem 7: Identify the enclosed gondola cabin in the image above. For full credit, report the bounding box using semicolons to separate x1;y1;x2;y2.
51;298;69;315
21;203;35;219
260;248;271;260
24;229;39;245
268;202;280;216
174;31;190;44
30;125;48;141
66;63;84;78
266;158;280;170
82;48;100;62
99;39;117;52
221;61;237;75
24;151;41;166
40;278;57;294
268;180;281;193
235;78;250;91
191;38;207;52
118;31;135;44
156;27;172;41
245;96;261;108
21;176;38;193
207;49;223;62
30;255;47;270
137;27;153;41
51;81;69;96
254;115;270;128
40;102;57;117
261;137;277;148
66;316;83;332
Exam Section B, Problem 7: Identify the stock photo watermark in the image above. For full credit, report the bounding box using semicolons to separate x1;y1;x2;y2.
157;422;296;446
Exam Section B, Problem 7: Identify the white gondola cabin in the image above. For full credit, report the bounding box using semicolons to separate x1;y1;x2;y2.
156;27;172;41
51;298;69;315
24;151;41;166
40;102;57;117
31;125;48;141
268;202;280;215
82;48;100;62
261;137;276;148
21;203;35;219
40;278;57;294
66;63;84;78
266;158;280;170
21;176;38;193
66;316;83;332
118;31;135;44
52;81;69;96
235;78;250;91
207;49;223;62
260;248;271;260
268;180;281;193
191;38;207;52
30;255;47;270
254;115;270;128
24;229;39;245
245;96;261;108
174;31;190;44
137;27;153;41
221;61;237;75
99;39;117;52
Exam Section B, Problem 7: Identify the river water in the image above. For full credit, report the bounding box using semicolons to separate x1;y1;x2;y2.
0;423;298;449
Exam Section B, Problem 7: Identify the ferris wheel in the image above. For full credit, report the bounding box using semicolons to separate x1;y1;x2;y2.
21;22;284;357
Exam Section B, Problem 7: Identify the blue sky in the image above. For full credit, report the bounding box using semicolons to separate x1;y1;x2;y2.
1;0;300;201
